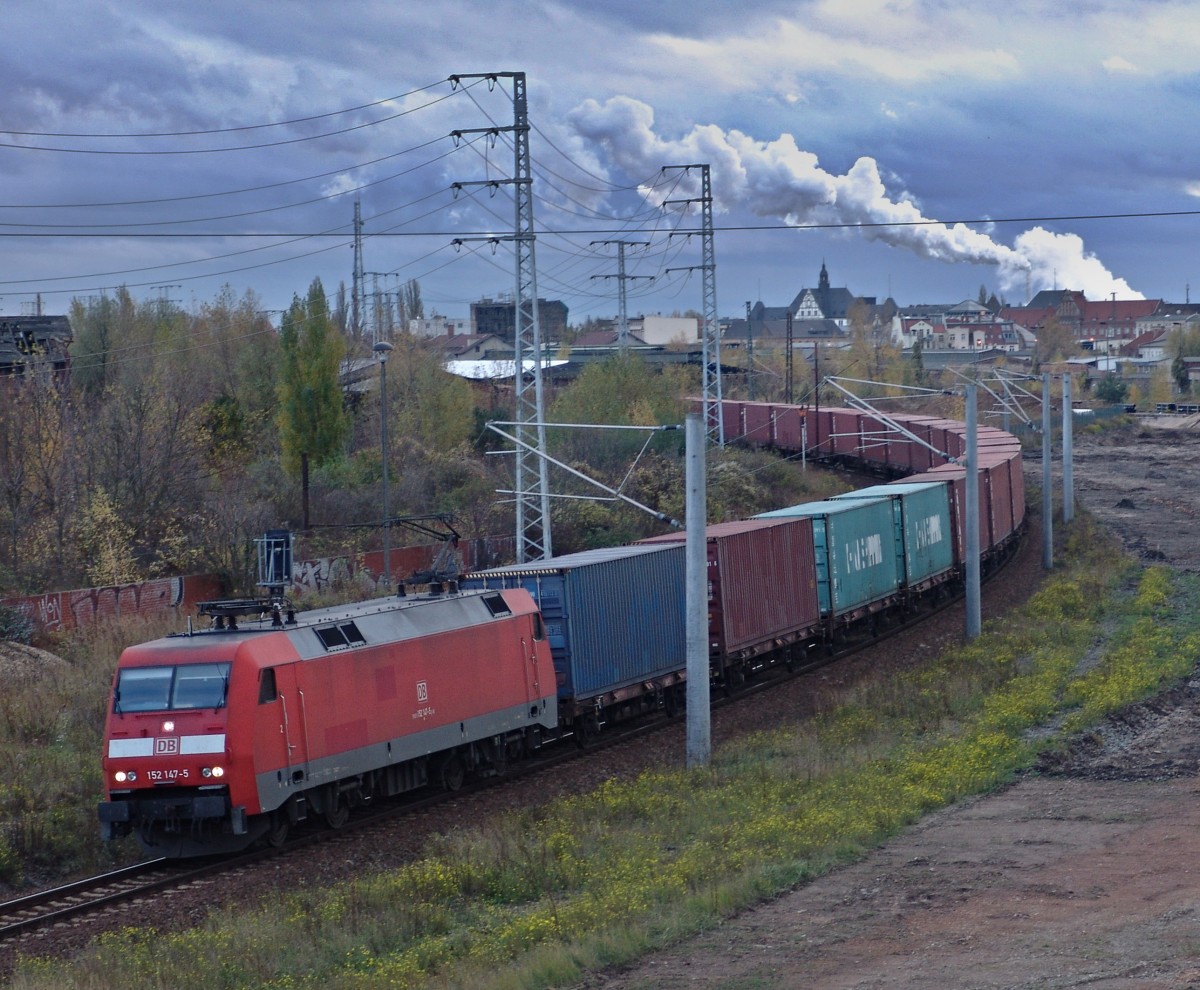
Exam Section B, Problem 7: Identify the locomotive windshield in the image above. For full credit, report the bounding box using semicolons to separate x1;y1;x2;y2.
114;662;231;713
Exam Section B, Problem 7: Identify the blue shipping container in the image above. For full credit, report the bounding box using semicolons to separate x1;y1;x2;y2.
754;498;902;616
832;481;955;587
461;544;686;701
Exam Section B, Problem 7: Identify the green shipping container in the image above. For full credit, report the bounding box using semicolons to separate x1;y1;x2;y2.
832;481;955;589
755;498;902;618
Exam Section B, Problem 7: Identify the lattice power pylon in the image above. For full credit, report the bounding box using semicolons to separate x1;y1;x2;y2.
664;163;723;445
450;71;551;561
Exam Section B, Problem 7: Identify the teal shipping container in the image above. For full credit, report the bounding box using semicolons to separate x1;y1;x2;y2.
460;544;686;702
832;481;955;590
754;498;901;618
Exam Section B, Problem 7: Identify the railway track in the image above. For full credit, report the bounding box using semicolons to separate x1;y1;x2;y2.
0;723;629;949
0;859;202;942
1;523;1025;974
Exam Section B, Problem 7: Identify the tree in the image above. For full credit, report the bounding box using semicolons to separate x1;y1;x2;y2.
1032;316;1080;367
548;354;689;472
277;279;350;527
401;279;424;325
386;335;475;455
911;336;927;388
78;489;139;586
1148;365;1174;407
1172;345;1190;396
1093;373;1128;405
85;371;209;577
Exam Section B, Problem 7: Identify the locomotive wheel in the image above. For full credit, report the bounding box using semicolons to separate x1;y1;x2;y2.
491;740;509;777
324;795;350;829
265;811;290;848
439;753;466;792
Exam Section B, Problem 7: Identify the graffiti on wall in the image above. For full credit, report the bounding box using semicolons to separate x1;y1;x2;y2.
0;534;519;636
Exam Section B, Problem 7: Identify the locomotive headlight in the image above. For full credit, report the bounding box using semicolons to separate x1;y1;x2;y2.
162;720;175;733
115;770;137;783
202;766;226;779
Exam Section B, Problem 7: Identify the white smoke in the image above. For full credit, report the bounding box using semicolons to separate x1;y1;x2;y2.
569;96;1143;301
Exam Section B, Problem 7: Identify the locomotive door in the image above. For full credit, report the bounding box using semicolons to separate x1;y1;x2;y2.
262;663;310;785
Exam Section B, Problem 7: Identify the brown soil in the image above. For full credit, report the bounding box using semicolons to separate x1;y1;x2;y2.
582;422;1200;990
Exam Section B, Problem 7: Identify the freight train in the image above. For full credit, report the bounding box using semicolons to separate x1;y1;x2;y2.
98;402;1025;856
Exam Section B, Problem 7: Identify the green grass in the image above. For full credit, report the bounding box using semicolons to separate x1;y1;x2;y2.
0;616;183;884
10;516;1200;989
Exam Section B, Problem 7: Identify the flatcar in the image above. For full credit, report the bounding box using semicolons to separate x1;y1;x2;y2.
99;587;554;856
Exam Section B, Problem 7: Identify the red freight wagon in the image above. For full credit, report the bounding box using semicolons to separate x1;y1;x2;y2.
100;588;555;856
856;413;897;470
923;419;967;461
1008;451;1026;525
807;407;834;456
892;415;932;474
829;408;864;457
771;404;807;452
741;402;774;447
637;516;821;683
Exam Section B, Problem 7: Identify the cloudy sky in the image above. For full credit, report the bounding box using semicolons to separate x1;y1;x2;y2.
3;0;1199;327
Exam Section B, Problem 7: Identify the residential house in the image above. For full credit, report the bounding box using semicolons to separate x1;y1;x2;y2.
999;290;1160;353
731;262;889;348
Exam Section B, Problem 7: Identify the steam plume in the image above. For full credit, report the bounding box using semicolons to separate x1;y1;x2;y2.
569;96;1142;301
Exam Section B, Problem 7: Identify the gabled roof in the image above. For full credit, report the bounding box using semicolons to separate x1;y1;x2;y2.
573;329;647;347
423;333;505;356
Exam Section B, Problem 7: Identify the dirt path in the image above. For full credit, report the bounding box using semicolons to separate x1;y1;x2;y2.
583;423;1200;990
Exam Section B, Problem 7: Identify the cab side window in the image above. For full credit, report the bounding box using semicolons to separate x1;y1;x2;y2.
532;613;546;641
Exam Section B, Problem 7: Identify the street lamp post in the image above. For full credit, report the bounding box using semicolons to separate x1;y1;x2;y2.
373;340;394;589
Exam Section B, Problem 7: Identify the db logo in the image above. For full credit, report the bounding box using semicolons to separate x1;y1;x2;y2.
155;737;180;756
416;680;429;703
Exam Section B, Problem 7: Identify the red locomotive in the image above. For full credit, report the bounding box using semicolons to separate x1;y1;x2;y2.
99;587;554;856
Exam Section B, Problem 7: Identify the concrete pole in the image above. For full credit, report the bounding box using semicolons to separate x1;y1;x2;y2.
964;385;981;640
373;340;394;588
1042;374;1054;569
1062;374;1074;524
685;414;711;768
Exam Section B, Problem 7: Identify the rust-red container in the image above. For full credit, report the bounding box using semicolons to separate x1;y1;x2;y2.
741;402;774;447
771;404;807;452
638;516;820;660
979;452;1016;543
829;408;863;457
